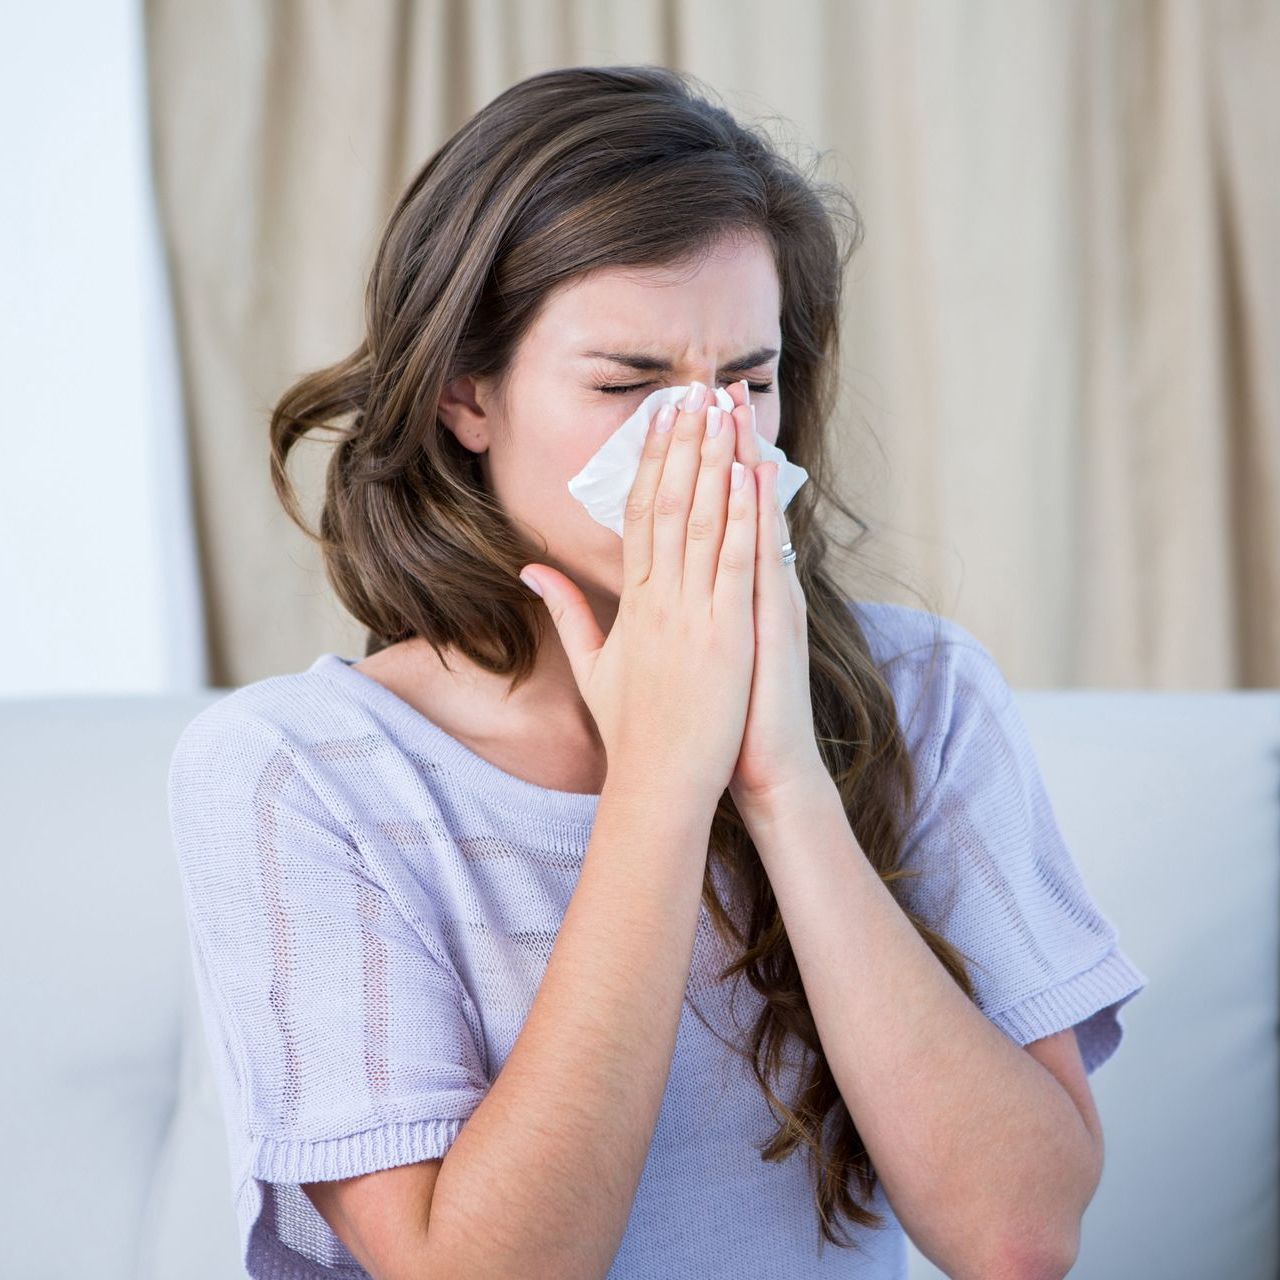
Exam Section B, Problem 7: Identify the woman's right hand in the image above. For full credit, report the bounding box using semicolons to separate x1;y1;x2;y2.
520;380;759;800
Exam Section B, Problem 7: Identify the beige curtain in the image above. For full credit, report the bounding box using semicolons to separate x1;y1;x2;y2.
144;0;1279;690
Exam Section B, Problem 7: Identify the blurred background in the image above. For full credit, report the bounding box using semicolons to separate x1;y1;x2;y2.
3;0;1277;695
2;7;1278;1279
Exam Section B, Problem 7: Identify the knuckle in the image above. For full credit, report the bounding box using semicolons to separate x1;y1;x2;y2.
635;596;669;630
623;494;652;524
685;511;717;542
718;547;754;575
653;488;684;518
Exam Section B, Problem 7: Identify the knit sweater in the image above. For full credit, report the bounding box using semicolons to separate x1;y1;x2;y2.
166;600;1148;1279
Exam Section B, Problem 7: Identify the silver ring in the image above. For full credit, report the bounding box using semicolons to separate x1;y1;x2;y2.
780;541;797;566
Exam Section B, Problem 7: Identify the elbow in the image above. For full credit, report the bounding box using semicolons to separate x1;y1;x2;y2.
980;1227;1080;1280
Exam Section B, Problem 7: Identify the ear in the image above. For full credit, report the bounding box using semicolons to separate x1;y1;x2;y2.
436;374;491;455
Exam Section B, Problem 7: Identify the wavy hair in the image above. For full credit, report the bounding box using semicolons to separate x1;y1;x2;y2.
267;64;975;1256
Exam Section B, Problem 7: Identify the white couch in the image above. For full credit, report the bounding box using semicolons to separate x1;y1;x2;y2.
3;686;1276;1278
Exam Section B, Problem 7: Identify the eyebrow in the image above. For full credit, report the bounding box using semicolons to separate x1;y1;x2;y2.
579;346;779;373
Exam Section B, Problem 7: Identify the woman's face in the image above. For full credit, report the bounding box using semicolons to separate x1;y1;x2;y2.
439;230;783;605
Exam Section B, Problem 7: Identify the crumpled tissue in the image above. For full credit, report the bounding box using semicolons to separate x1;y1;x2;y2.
567;384;809;537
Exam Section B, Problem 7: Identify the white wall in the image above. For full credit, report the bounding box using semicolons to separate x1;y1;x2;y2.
0;0;207;696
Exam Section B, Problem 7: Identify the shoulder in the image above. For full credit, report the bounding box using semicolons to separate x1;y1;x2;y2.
173;657;369;751
166;675;327;838
848;599;1009;712
166;656;428;826
169;648;426;767
846;600;1021;798
169;673;308;791
167;654;478;855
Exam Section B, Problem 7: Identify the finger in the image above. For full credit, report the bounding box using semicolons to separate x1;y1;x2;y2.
684;398;739;597
745;403;763;467
714;450;757;619
755;461;789;586
724;378;748;410
773;461;791;554
622;397;678;589
650;380;712;592
768;453;788;558
728;380;752;467
516;565;606;689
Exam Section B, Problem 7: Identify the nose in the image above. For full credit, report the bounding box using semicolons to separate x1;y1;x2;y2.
689;368;726;393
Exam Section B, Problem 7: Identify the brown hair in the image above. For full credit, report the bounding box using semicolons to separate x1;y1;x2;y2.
268;64;974;1256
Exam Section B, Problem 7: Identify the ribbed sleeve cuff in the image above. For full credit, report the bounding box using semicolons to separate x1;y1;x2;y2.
986;946;1149;1073
250;1115;470;1183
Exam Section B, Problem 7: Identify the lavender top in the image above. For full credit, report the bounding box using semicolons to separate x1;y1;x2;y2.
167;600;1148;1279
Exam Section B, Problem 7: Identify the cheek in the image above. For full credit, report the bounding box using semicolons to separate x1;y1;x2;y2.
555;402;649;493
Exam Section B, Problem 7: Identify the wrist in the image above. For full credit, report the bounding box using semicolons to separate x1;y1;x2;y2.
733;766;840;834
602;758;722;829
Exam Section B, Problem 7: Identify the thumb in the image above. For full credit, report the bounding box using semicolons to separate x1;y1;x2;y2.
518;565;605;683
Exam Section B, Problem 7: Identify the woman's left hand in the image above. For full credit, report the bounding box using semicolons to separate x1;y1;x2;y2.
721;382;827;818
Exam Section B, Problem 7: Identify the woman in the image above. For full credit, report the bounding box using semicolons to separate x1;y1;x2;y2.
168;64;1147;1279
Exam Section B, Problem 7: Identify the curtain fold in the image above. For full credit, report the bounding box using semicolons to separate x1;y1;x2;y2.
144;0;1279;689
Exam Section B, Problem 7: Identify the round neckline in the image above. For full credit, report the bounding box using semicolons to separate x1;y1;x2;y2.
310;652;602;827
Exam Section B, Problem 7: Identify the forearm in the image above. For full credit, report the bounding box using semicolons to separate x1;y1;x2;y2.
741;773;1094;1280
425;771;716;1279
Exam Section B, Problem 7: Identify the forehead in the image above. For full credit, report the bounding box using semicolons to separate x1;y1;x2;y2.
529;233;782;358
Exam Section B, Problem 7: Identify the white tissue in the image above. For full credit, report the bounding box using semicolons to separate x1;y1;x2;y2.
567;384;809;538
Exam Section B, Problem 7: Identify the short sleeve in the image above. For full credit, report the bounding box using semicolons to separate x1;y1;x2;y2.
167;706;490;1272
892;626;1149;1076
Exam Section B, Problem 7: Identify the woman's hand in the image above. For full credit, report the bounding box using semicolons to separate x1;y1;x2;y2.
720;381;827;817
518;380;759;812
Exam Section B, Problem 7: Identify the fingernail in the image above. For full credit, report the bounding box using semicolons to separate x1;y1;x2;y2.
706;405;722;437
519;571;543;597
731;461;746;490
655;403;676;433
682;380;705;411
738;378;750;404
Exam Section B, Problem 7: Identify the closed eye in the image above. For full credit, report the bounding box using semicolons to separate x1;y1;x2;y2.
598;380;774;395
